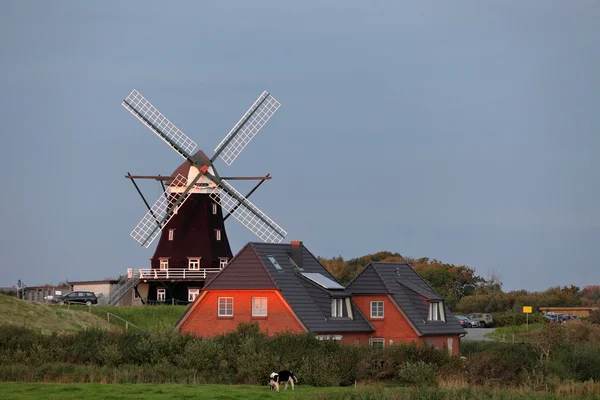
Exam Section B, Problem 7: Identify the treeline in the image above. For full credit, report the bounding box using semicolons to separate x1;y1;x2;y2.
319;251;484;309
1;322;599;390
320;251;600;313
455;285;582;314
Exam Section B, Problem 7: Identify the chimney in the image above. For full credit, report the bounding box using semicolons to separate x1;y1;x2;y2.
291;240;303;269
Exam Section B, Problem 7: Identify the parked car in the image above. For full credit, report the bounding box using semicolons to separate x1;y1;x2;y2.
467;313;494;328
455;315;477;328
543;313;559;323
54;291;98;306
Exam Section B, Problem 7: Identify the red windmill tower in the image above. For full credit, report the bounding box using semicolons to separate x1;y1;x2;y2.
111;90;286;305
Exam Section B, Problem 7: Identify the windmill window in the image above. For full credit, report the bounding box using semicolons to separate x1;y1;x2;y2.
267;255;282;270
215;229;221;241
188;289;200;302
218;297;233;316
159;258;169;270
212;203;218;215
157;288;166;302
331;298;344;318
252;297;267;317
168;229;175;241
219;258;228;269
370;301;384;318
188;258;200;270
428;301;446;322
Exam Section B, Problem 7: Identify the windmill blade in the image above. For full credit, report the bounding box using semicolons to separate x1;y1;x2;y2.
122;89;197;160
213;91;280;166
210;180;286;243
130;174;193;248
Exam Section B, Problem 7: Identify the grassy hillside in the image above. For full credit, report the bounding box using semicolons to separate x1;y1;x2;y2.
0;294;114;333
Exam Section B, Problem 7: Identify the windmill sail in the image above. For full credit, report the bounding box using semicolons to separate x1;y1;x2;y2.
213;91;280;166
130;174;194;248
122;89;197;160
210;179;287;243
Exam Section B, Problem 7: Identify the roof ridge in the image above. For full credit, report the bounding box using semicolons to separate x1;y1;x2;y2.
203;242;254;290
371;263;394;294
248;243;280;290
397;280;440;300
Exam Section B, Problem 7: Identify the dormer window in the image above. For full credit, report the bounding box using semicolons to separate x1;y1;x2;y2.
428;301;446;322
331;298;344;317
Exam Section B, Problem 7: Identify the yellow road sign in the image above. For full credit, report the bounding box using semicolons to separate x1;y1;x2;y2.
523;306;532;313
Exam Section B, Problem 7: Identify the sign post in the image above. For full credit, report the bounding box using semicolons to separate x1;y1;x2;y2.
523;306;532;330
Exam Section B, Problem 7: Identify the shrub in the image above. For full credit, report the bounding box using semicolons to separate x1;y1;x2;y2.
396;361;437;387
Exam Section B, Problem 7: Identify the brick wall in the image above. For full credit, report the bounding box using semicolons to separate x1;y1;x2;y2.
181;289;305;337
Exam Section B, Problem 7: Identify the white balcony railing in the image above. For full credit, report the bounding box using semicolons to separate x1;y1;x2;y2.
127;268;221;280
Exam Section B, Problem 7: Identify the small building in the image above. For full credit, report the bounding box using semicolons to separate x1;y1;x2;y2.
345;262;466;354
16;285;70;303
68;280;124;306
177;241;465;353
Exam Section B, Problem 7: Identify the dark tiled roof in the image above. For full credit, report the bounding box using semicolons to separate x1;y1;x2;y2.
346;262;465;336
203;243;278;290
252;242;374;333
208;242;374;333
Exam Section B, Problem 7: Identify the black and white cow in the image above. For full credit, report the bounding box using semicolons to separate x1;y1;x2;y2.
268;370;298;391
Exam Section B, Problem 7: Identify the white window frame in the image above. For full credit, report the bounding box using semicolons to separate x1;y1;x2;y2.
215;229;221;241
428;301;446;322
370;301;384;318
188;289;200;302
188;258;200;270
159;258;169;270
168;229;174;241
157;288;166;301
316;335;343;341
212;203;218;215
252;297;268;317
331;298;344;317
219;258;228;269
369;338;385;347
218;297;233;316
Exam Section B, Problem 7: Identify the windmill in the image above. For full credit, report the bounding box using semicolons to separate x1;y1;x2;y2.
118;89;287;304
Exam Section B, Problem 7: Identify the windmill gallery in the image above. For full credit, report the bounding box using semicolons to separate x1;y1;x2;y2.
69;90;465;351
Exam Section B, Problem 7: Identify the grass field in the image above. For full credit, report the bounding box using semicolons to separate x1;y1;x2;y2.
81;304;188;331
1;383;599;400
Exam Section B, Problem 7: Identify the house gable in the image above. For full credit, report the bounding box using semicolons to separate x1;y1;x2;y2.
346;262;465;336
203;243;278;290
179;289;306;336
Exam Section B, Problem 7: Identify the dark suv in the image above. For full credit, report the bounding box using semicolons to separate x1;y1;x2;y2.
56;291;98;306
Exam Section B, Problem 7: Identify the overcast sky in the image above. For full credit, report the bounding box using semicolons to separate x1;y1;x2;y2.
1;1;598;292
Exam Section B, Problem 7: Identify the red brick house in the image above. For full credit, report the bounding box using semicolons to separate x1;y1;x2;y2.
345;262;465;355
176;242;465;353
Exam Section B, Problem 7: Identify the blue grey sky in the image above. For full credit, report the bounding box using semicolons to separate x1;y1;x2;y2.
1;1;598;291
